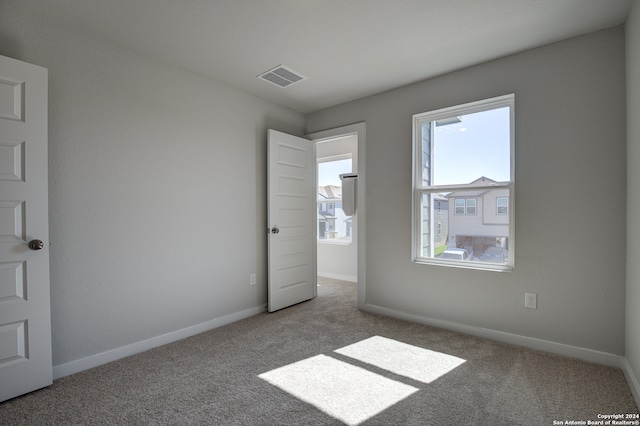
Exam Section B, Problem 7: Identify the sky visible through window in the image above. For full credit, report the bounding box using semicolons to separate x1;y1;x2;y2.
432;107;510;185
318;159;352;187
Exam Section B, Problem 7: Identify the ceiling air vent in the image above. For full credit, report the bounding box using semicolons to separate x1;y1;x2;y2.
258;65;307;88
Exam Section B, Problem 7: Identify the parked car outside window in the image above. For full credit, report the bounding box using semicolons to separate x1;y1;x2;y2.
439;248;470;261
479;246;508;263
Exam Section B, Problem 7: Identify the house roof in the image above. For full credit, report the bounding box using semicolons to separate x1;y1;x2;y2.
446;177;505;198
469;176;498;186
318;185;342;200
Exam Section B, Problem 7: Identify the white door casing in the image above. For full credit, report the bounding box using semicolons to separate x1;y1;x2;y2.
267;130;316;312
0;55;52;402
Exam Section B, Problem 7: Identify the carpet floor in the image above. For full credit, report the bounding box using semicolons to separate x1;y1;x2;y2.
0;277;637;425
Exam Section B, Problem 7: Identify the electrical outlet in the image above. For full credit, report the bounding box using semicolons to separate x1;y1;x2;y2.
250;273;256;286
525;292;537;309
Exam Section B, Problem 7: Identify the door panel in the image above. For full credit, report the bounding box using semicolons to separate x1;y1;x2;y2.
0;55;51;402
267;130;315;312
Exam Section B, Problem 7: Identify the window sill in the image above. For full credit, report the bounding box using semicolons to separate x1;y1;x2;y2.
413;258;513;272
318;240;353;246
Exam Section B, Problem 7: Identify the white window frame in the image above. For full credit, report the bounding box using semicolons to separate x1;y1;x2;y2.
317;154;353;245
454;198;477;215
496;197;509;215
412;94;515;271
465;198;477;215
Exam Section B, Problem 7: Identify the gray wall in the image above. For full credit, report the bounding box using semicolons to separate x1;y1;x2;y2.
307;27;627;355
0;4;304;367
626;0;640;395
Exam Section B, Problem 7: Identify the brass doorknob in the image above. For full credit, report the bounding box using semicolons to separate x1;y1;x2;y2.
28;239;44;250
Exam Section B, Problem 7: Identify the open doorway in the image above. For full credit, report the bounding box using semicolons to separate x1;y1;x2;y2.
308;122;365;308
315;135;358;283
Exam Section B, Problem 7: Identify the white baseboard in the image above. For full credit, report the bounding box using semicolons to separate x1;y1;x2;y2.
361;303;623;368
621;357;640;408
52;304;267;380
318;272;357;283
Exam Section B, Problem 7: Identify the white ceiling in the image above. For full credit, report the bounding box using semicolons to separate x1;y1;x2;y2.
10;0;634;114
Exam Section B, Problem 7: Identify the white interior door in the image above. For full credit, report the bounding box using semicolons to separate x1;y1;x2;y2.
0;55;52;402
267;130;316;312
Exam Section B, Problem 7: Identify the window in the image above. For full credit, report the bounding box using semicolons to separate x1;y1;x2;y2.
318;156;353;242
454;198;476;215
466;198;476;215
412;94;514;270
496;197;509;215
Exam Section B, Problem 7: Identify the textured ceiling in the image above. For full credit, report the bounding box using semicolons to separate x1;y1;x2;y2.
7;0;634;114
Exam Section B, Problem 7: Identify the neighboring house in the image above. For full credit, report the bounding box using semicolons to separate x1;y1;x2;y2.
434;195;449;250
318;185;352;240
421;194;449;254
447;177;509;257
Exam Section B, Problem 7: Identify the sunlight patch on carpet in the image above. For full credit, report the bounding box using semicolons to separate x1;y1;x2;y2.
258;354;418;426
335;336;466;384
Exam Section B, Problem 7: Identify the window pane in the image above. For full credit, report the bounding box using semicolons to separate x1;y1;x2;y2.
318;157;352;241
421;122;431;186
419;193;431;257
420;189;510;264
466;198;476;215
420;193;449;257
431;107;510;186
497;197;509;215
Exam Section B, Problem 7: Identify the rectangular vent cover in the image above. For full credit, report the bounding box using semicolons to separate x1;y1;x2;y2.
258;65;307;88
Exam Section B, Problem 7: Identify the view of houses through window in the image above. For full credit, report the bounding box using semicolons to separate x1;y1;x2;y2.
318;157;352;242
413;95;514;269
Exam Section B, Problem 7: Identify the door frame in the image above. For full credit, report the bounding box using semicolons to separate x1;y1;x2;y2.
308;122;366;308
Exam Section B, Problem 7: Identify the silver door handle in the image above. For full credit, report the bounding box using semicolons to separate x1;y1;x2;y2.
271;226;280;234
28;239;44;250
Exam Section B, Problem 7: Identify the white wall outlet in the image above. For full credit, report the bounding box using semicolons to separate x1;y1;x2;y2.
525;292;537;309
250;273;257;286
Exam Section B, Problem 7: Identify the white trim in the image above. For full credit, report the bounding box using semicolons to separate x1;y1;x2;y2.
318;273;358;283
317;153;352;164
52;304;266;380
361;302;623;367
412;94;515;271
412;93;516;124
621;357;640;408
317;239;353;246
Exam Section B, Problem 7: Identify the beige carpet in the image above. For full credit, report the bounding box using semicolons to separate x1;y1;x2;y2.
0;277;637;425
